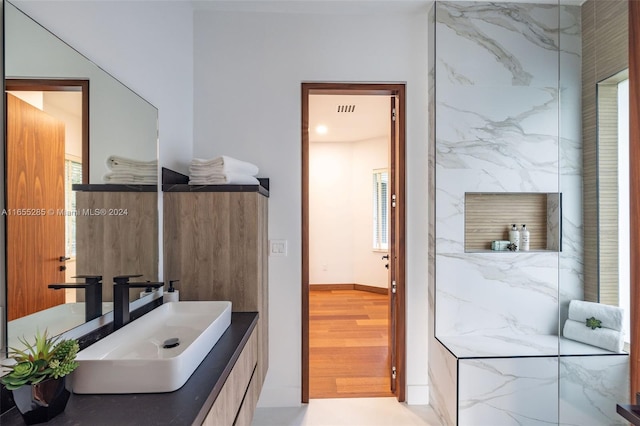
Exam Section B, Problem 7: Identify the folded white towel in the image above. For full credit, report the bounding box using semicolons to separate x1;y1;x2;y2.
103;172;157;184
107;155;158;170
188;173;259;186
568;300;624;331
190;156;258;176
108;165;158;175
563;319;624;353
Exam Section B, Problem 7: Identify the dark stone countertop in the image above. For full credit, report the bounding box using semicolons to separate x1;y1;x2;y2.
0;312;258;426
617;404;640;425
72;184;158;192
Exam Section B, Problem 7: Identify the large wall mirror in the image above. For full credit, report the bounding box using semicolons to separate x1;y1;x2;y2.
3;1;159;351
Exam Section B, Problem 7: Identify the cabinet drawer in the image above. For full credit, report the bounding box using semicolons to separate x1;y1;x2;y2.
202;329;258;426
234;365;260;426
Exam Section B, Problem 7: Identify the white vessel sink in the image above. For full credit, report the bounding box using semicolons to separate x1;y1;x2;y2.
72;301;232;394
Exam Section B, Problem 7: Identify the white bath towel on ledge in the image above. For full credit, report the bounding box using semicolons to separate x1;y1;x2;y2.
189;173;259;186
107;155;158;171
563;319;624;352
568;300;624;331
103;172;157;184
190;156;259;176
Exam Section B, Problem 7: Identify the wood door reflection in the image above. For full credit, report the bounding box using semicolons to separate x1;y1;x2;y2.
7;94;65;320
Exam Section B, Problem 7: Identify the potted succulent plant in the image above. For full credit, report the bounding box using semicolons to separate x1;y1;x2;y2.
1;330;79;425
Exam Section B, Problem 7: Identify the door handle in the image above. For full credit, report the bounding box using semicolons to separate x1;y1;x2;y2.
59;256;70;262
381;255;390;260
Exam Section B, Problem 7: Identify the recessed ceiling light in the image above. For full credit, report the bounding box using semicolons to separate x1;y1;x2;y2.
315;125;328;135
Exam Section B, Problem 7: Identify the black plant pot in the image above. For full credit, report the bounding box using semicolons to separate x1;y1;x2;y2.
11;377;70;425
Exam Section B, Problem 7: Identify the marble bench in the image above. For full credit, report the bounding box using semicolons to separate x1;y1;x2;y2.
431;334;629;425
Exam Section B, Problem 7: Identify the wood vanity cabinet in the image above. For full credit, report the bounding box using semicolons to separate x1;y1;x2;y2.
202;327;259;426
75;187;159;302
163;188;269;416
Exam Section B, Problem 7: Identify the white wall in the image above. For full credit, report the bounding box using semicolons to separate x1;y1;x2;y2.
309;137;388;288
10;0;195;174
309;142;355;284
193;6;429;405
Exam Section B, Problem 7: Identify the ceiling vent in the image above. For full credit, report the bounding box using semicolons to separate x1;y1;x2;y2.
337;104;356;113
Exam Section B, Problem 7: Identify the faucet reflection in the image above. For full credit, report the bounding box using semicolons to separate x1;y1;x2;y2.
113;275;164;330
48;275;103;322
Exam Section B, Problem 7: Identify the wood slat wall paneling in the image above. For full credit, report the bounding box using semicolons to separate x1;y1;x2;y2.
582;0;598;303
582;0;629;303
464;193;556;252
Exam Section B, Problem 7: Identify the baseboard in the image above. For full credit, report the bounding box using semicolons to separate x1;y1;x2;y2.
309;283;355;291
309;283;388;294
354;283;388;294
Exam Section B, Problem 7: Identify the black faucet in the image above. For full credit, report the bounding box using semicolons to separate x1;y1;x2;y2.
48;275;103;322
113;274;164;330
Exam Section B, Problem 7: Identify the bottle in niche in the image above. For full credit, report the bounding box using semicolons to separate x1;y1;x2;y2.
509;224;520;251
520;224;530;251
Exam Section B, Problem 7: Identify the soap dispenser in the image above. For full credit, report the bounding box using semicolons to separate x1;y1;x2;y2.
164;280;180;303
509;224;520;251
520;224;530;251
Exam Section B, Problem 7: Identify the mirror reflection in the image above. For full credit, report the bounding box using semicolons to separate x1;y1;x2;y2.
4;1;159;349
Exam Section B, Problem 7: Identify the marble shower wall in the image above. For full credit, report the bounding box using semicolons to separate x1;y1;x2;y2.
434;1;582;338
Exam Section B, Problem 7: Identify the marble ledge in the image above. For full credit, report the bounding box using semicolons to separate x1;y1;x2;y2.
437;334;629;359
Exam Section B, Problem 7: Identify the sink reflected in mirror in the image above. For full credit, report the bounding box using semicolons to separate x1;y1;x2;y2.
72;301;232;394
7;302;114;351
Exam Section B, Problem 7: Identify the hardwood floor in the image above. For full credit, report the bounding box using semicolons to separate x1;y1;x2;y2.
309;289;393;399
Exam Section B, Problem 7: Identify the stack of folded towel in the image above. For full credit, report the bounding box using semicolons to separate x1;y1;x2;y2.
103;155;158;184
189;155;259;185
562;300;625;352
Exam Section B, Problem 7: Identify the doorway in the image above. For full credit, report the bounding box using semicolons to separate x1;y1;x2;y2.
302;83;406;402
5;79;88;320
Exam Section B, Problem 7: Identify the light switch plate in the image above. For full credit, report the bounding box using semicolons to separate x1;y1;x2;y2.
270;239;287;257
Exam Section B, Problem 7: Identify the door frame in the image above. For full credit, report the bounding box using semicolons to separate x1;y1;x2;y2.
5;79;89;183
301;82;406;403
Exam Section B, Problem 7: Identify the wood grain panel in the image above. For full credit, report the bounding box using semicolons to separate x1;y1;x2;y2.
164;191;268;393
582;0;599;302
7;94;65;320
203;330;258;426
464;193;550;251
629;0;640;401
75;191;158;302
234;368;260;426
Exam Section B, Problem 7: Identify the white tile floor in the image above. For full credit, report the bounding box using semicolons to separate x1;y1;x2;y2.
251;398;443;426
